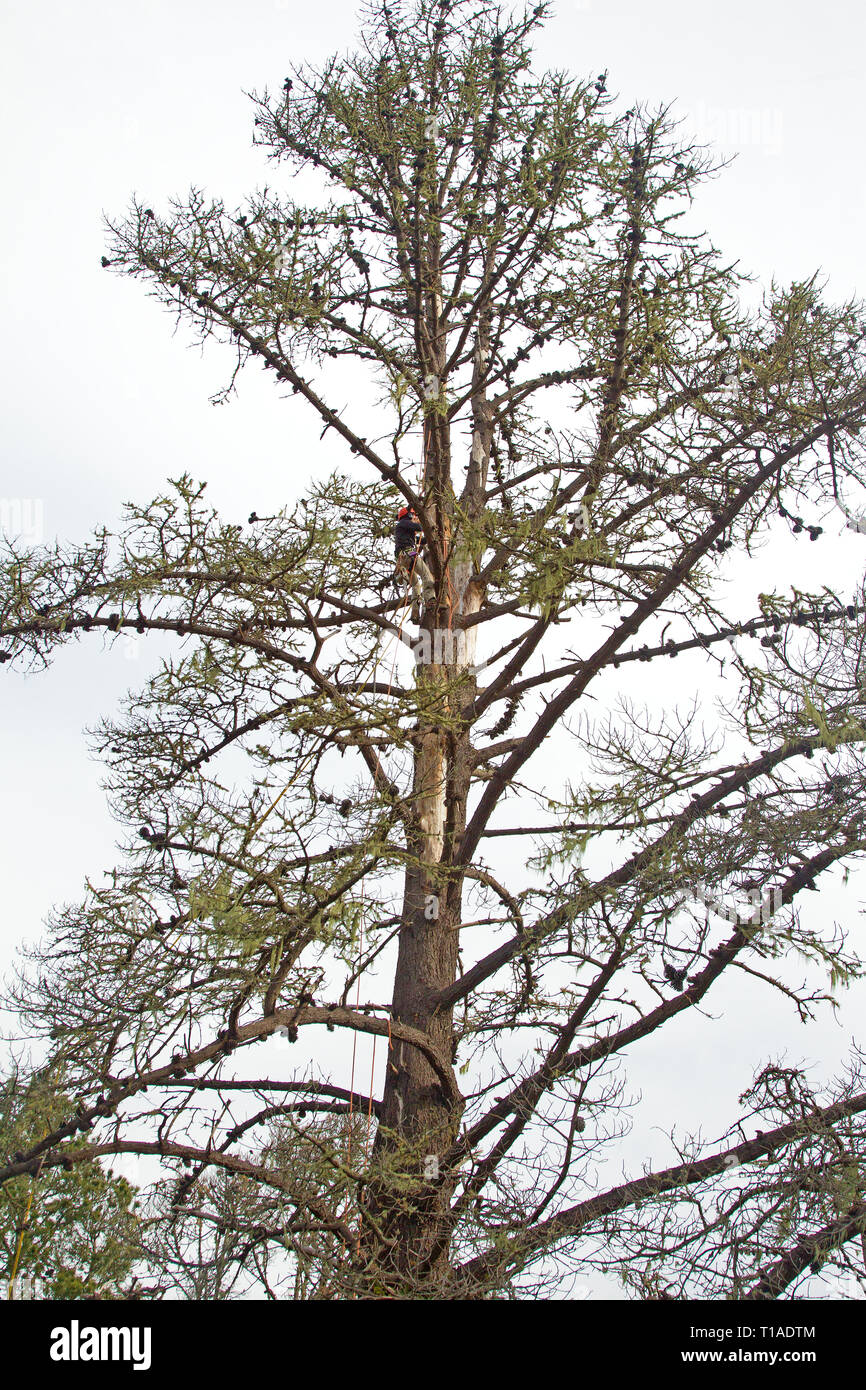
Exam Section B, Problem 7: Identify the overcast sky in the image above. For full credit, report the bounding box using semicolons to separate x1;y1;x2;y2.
2;0;865;1296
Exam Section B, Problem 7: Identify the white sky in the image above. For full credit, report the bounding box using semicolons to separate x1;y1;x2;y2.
2;0;865;1296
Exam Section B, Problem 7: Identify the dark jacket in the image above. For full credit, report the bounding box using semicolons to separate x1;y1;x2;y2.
394;513;423;556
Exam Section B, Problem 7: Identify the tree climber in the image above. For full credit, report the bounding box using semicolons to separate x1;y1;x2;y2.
393;505;434;623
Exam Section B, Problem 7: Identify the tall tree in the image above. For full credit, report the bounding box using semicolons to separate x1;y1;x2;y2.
2;0;866;1298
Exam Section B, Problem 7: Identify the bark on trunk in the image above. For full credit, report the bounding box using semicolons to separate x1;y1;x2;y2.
363;275;492;1294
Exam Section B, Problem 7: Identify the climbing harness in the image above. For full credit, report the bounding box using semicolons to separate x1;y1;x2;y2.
392;506;433;624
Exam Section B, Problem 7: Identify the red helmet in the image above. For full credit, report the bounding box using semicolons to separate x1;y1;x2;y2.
397;506;418;520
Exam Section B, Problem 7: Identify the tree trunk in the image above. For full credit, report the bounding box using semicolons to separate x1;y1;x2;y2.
367;306;491;1289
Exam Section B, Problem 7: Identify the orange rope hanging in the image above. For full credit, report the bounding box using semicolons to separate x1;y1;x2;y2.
363;1036;377;1167
345;916;364;1189
356;1033;379;1260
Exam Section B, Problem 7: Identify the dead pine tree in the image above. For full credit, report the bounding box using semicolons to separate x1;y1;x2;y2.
4;0;866;1301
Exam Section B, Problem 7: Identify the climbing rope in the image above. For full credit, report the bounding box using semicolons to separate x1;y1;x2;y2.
385;562;416;696
346;916;362;1173
354;1033;379;1262
344;885;378;1272
363;1037;378;1169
